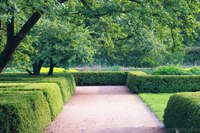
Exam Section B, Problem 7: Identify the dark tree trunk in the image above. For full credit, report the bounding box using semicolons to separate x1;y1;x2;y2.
0;12;41;73
37;59;44;74
26;59;44;75
48;58;56;76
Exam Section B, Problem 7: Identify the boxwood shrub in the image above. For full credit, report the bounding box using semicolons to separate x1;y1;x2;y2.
0;91;51;133
152;66;191;75
126;73;200;93
0;74;75;103
71;71;127;85
0;83;63;120
164;92;200;132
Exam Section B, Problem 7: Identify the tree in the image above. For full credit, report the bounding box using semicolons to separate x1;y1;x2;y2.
0;0;67;73
26;18;95;75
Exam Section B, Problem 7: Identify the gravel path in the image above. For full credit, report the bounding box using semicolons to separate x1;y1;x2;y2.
44;86;165;133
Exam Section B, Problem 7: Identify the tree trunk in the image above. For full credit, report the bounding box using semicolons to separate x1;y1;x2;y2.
48;58;56;76
26;59;44;75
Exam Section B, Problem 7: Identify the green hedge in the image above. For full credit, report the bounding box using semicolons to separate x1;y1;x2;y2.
164;92;200;132
152;66;191;75
71;71;127;85
126;73;200;93
0;91;51;133
0;73;75;103
54;73;76;95
0;83;63;120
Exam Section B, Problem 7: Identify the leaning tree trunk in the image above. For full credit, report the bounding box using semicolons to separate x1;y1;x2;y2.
0;12;41;73
48;58;56;76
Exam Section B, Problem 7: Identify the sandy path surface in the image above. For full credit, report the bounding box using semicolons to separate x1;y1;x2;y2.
44;86;165;133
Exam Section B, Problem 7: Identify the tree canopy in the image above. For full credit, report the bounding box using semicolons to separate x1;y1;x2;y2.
0;0;199;74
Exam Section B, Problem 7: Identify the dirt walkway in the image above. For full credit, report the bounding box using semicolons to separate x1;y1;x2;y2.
44;86;165;133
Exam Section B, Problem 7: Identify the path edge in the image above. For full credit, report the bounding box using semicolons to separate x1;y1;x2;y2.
135;95;165;129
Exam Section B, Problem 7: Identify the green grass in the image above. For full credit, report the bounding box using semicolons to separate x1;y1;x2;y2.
139;93;173;122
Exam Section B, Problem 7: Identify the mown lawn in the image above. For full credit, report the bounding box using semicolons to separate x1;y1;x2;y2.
139;93;174;122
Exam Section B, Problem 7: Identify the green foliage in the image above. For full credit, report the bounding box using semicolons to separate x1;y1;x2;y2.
152;66;191;75
54;73;76;95
3;68;25;73
189;66;200;75
1;0;199;70
0;73;76;103
139;93;173;122
0;91;51;133
28;18;96;69
111;66;121;71
183;48;200;65
72;71;127;85
0;83;63;120
126;73;200;93
164;92;200;132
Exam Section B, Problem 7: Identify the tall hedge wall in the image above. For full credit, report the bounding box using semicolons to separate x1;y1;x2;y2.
0;83;63;120
0;91;51;133
126;73;200;93
164;92;200;132
71;72;127;85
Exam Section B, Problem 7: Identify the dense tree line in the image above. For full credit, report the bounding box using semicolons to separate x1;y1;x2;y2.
0;0;199;74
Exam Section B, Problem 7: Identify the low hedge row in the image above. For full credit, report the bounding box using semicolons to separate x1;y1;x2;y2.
164;92;200;132
0;83;63;120
0;73;76;103
71;71;127;85
126;73;200;93
0;91;51;133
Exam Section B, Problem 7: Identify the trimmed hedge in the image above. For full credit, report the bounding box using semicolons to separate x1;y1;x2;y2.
0;83;63;120
71;71;127;85
0;73;76;103
54;73;76;95
164;92;200;132
126;73;200;93
0;91;51;133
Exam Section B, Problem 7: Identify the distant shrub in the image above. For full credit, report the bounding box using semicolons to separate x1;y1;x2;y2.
111;66;121;71
65;69;79;73
4;68;24;73
164;92;200;132
124;68;155;74
152;66;191;75
189;66;200;75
